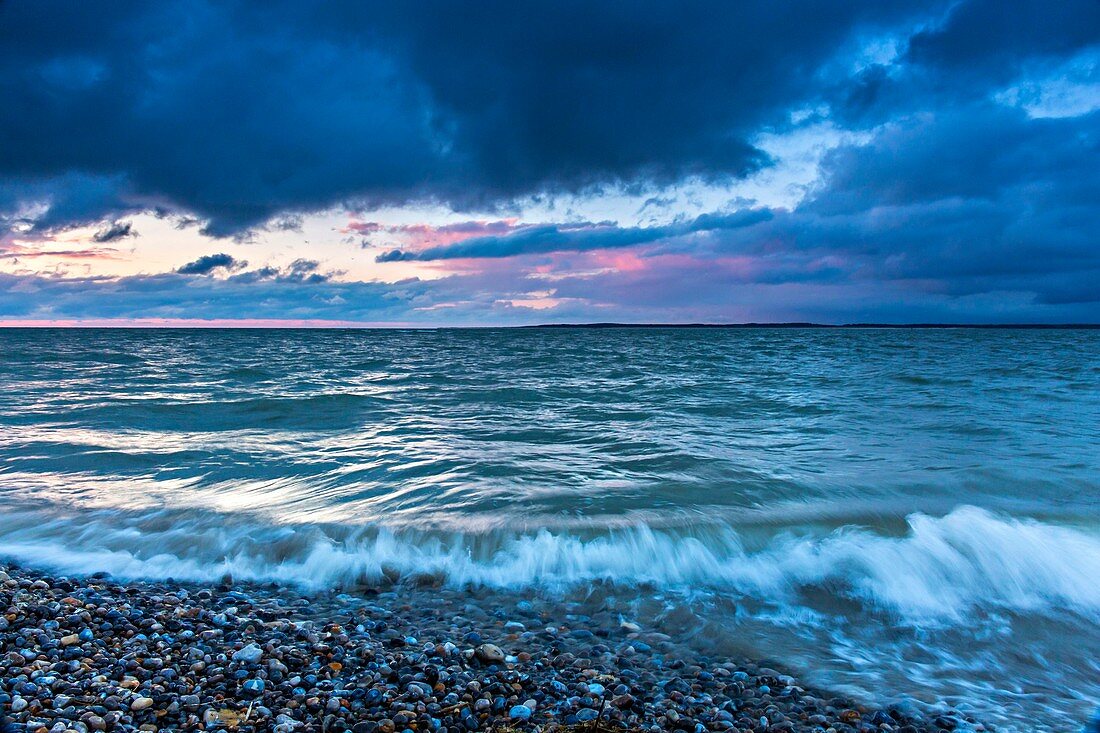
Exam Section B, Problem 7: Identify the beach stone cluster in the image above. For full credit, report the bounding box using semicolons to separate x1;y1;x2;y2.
0;565;980;733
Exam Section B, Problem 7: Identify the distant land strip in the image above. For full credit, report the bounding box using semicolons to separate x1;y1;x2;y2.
525;322;1100;329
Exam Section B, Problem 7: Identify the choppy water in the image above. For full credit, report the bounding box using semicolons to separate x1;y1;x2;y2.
0;327;1098;731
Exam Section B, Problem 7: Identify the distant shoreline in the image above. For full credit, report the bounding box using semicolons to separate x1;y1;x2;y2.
524;322;1100;329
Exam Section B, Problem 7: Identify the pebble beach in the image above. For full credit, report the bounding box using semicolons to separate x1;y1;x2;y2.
0;564;983;733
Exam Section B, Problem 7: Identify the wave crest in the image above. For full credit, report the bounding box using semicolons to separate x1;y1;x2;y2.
0;505;1097;623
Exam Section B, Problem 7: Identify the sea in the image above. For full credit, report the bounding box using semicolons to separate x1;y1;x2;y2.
0;327;1097;731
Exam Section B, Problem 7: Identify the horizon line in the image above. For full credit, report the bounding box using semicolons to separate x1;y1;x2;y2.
0;318;1098;330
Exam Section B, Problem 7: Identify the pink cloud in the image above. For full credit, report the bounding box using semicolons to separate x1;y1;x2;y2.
0;244;124;261
343;221;383;234
464;248;766;281
345;218;522;249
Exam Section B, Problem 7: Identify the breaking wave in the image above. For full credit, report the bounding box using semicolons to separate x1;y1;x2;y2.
1;504;1097;625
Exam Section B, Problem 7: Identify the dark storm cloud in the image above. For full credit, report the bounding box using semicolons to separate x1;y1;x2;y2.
357;1;936;195
375;101;1100;312
1;0;1098;321
0;174;134;234
704;105;1100;304
813;105;1098;214
0;0;942;235
829;0;1100;126
906;0;1100;78
0;2;439;236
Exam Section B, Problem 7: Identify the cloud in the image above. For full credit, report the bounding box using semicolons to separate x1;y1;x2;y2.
177;253;242;275
351;219;523;250
0;271;419;323
0;173;135;235
4;250;1097;326
0;246;121;261
224;258;334;284
91;220;136;243
0;0;945;235
279;258;329;284
700;105;1100;305
0;1;1097;323
828;0;1100;127
175;254;334;283
907;0;1100;79
376;209;773;261
378;100;1100;310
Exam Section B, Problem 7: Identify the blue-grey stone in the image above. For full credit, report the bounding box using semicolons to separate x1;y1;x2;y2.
233;643;263;664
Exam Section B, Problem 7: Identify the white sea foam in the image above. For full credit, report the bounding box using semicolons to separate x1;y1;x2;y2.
1;505;1097;625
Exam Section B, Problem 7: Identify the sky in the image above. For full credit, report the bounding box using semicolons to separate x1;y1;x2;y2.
0;0;1098;326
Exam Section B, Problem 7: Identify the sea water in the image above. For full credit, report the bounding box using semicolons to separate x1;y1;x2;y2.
0;327;1097;731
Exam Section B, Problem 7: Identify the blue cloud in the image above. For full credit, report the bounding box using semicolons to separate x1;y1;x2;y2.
91;220;135;243
177;253;241;275
0;0;945;234
377;209;774;261
0;0;1097;321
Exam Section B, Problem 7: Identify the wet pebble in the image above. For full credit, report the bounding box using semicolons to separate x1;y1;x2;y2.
0;562;952;733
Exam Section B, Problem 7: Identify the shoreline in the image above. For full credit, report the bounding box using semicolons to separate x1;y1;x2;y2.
0;563;980;733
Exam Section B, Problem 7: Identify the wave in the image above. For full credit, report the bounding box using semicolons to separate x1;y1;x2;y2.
0;505;1097;624
62;392;391;432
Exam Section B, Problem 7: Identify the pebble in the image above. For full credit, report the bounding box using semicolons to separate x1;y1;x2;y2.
474;642;505;664
509;704;533;720
232;642;264;664
0;562;952;733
